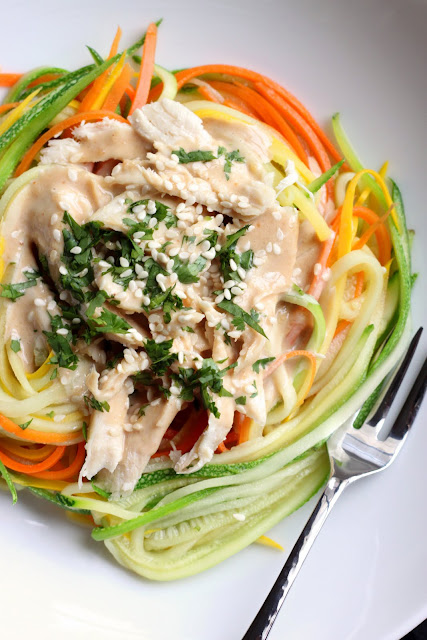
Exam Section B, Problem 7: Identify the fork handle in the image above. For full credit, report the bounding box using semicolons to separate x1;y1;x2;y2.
242;475;349;640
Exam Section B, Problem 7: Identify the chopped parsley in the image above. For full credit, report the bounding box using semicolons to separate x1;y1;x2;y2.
172;148;217;163
145;338;178;376
235;396;246;405
182;326;195;333
218;300;267;338
44;327;79;370
10;339;21;353
138;404;149;417
84;395;110;412
217;146;245;180
172;358;236;418
172;146;245;179
19;419;33;430
82;421;88;441
173;255;207;284
218;225;254;285
252;357;275;373
0;270;40;302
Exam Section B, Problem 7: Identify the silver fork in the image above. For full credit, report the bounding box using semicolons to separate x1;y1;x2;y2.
243;328;426;640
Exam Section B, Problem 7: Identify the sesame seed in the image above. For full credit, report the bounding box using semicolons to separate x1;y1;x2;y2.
128;280;137;292
72;318;81;324
151;249;158;261
47;300;56;311
273;243;281;255
202;248;216;260
169;247;180;257
56;328;68;336
53;229;61;242
237;267;246;280
224;289;231;300
124;350;135;364
232;513;246;522
175;290;187;299
135;288;143;298
221;319;230;330
68;169;78;182
313;263;322;276
255;302;264;311
147;201;156;214
321;268;331;282
59;291;68;301
164;180;173;190
231;286;243;296
137;212;146;222
142;295;151;305
50;214;58;225
59;265;68;275
266;243;273;253
34;298;46;307
155;335;167;343
135;264;148;278
70;246;82;254
148;217;157;229
120;257;129;268
180;251;189;260
78;268;88;277
133;231;145;239
215;293;224;304
224;280;235;289
272;210;282;220
53;414;66;423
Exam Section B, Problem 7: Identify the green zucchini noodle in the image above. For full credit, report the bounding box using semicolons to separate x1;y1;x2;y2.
0;26;413;581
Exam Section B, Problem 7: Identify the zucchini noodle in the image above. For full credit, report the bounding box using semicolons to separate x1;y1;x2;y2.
0;24;414;582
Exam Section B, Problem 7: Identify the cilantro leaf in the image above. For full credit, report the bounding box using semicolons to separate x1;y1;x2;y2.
235;396;246;405
10;339;21;353
145;338;178;376
44;331;78;370
0;277;38;302
252;357;275;373
82;421;88;441
173;255;207;284
218;300;267;338
84;395;110;412
172;148;216;164
19;419;33;430
217;147;245;180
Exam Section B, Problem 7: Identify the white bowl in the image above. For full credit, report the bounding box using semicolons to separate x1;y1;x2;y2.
0;1;426;638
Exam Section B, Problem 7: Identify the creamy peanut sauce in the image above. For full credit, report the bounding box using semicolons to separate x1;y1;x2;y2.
0;99;322;494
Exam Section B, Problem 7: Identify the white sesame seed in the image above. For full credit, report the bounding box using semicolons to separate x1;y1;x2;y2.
266;242;272;253
224;289;232;300
53;414;66;423
178;351;184;364
237;267;246;280
47;300;56;311
231;286;243;296
50;214;58;225
78;268;88;277
148;217;157;229
147;200;156;214
120;257;129;268
133;231;145;239
255;302;265;311
137;212;146;222
59;291;68;301
224;280;235;288
232;513;246;522
245;384;256;394
72;318;81;324
59;265;68;275
221;319;230;330
56;328;68;336
180;251;189;260
175;290;187;299
68;168;78;182
70;246;82;255
272;210;282;220
34;298;46;307
313;262;322;276
135;264;148;278
128;280;137;292
123;350;135;364
142;295;151;305
155;335;167;343
53;229;61;242
273;243;281;255
169;247;180;257
215;293;224;304
206;248;217;260
164;180;173;190
321;268;331;282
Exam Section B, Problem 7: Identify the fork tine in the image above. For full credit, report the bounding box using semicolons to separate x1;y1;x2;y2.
367;327;423;427
386;356;427;445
